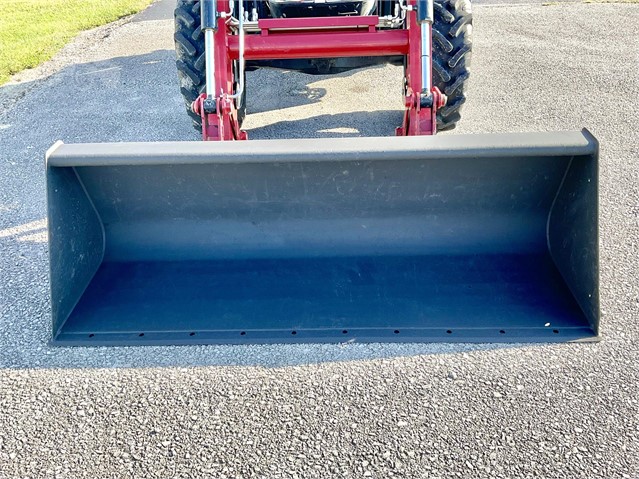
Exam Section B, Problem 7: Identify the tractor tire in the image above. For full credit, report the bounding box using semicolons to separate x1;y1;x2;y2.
174;0;246;133
432;0;472;131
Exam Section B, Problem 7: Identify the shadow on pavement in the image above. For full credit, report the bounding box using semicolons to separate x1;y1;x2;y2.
248;110;402;139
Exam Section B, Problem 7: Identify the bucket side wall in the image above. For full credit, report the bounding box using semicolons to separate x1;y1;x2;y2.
548;151;599;335
47;166;105;337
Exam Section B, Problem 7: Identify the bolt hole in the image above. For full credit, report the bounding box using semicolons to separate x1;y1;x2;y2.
342;330;348;334
446;330;452;334
88;334;94;338
189;332;195;336
240;331;246;336
394;330;400;334
499;330;505;334
553;329;559;334
291;331;297;335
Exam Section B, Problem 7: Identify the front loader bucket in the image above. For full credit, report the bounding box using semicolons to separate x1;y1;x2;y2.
46;131;599;346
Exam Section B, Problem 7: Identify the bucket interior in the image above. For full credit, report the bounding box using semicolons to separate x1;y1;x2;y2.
46;133;599;345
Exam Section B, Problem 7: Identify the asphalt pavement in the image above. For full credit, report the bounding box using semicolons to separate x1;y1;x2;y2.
0;2;638;478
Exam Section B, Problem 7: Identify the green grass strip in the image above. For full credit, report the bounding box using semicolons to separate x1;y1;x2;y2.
0;0;153;85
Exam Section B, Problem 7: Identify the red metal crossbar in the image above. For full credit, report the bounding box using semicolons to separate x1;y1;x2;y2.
192;0;443;141
258;15;379;32
227;30;409;61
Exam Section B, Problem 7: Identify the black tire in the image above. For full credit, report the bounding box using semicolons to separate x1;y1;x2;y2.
174;0;246;132
431;0;472;131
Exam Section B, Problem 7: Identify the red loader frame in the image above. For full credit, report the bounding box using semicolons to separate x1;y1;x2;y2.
191;0;446;141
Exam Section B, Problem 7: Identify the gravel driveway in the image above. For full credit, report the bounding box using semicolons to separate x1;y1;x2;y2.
0;2;637;478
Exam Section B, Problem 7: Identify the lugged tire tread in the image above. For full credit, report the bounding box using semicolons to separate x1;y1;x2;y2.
432;0;472;131
174;0;246;130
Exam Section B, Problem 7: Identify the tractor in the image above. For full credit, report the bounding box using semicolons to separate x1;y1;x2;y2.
43;0;599;345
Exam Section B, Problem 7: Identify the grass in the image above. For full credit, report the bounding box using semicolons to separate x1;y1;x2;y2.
0;0;153;85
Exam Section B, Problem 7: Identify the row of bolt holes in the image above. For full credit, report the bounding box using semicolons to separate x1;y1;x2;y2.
87;329;561;338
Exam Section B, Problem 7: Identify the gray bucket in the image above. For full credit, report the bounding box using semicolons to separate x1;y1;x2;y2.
46;131;599;345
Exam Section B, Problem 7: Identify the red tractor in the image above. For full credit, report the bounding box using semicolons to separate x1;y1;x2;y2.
44;0;599;346
173;0;472;140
